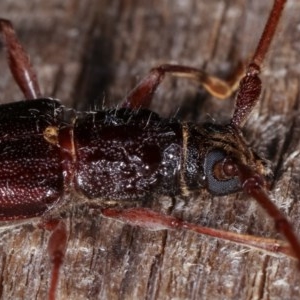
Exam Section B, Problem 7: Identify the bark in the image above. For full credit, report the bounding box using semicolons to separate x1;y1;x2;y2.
0;0;300;299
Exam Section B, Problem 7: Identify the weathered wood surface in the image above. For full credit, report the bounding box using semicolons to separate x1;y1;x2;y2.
0;1;300;299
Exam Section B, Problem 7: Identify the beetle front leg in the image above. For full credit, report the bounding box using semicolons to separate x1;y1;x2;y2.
101;207;295;260
0;19;41;99
122;63;244;110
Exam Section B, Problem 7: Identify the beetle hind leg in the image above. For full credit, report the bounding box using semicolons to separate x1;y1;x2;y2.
0;19;41;99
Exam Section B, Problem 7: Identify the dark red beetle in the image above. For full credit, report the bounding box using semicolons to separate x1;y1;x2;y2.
0;0;299;299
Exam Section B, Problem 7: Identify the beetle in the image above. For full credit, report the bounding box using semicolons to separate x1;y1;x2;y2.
0;0;300;300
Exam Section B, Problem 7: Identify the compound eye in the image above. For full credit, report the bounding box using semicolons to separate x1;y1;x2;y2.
204;150;241;195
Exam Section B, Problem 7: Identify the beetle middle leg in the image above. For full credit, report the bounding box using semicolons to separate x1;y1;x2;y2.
39;219;68;300
122;63;244;109
0;19;41;99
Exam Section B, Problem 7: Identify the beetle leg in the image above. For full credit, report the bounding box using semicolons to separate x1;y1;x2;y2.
0;19;41;99
122;62;244;110
101;207;295;260
230;0;286;127
40;219;68;300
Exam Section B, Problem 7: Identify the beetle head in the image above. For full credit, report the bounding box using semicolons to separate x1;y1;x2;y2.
183;123;272;196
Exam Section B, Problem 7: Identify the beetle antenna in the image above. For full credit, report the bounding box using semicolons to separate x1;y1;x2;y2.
222;158;300;263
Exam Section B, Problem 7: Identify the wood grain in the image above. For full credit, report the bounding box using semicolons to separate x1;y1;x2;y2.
0;1;300;299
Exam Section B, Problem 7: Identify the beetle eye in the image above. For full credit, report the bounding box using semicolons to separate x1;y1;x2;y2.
204;150;241;195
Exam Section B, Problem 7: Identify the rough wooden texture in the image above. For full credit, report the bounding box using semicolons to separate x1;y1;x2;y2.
0;1;300;299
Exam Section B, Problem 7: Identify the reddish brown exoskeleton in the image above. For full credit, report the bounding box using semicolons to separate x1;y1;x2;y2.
0;0;299;299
